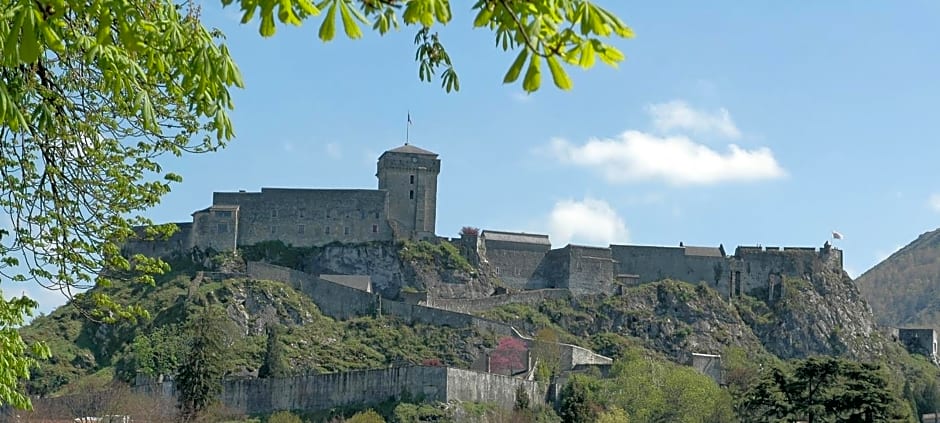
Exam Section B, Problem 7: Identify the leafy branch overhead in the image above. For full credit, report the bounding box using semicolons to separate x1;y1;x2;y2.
223;0;634;92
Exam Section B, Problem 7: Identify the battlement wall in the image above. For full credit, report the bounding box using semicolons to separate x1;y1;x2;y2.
122;222;195;259
212;188;394;248
131;366;545;416
610;245;729;297
562;245;616;295
731;244;843;297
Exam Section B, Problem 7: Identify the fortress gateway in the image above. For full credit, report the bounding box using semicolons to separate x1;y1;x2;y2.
128;143;844;300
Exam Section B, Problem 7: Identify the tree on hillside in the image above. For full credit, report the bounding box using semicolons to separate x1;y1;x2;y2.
740;357;906;423
175;306;236;421
488;336;528;375
532;327;563;381
258;324;289;378
0;0;631;409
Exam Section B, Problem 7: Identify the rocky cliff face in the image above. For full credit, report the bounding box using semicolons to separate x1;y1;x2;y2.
736;269;885;360
484;270;886;364
242;240;500;300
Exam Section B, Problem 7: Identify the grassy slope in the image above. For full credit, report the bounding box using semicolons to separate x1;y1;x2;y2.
19;260;491;396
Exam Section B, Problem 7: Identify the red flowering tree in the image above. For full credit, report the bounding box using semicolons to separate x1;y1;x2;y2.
489;337;528;375
460;226;480;237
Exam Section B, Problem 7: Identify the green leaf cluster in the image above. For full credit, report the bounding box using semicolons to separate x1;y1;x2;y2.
227;0;633;92
0;292;50;409
1;0;242;406
739;357;909;422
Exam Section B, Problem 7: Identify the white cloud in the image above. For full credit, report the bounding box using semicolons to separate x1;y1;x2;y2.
548;198;629;247
549;131;786;186
325;143;342;159
929;193;940;212
647;100;741;139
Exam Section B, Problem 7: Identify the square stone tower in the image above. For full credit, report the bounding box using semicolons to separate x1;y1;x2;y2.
377;144;440;240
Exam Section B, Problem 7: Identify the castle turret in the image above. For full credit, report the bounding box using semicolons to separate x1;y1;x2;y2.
377;144;440;239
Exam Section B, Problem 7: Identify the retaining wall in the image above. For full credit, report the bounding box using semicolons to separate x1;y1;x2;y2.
426;289;571;314
131;366;544;416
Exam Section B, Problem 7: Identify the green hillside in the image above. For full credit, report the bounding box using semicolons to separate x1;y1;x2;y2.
19;258;490;397
855;228;940;328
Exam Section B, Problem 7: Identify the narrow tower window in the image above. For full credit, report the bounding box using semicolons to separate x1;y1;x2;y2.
409;190;414;199
410;175;415;184
372;224;378;233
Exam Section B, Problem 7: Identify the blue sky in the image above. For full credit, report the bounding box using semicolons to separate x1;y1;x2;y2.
16;2;940;312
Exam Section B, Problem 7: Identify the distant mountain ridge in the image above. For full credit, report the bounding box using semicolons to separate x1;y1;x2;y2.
855;227;940;328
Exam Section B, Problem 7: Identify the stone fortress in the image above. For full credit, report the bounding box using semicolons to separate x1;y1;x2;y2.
127;142;846;302
112;143;857;417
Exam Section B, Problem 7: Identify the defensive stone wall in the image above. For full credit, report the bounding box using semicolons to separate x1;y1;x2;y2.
610;245;729;297
560;245;616;295
426;289;570;314
211;188;394;248
731;245;843;297
247;261;378;320
245;262;515;336
122;222;195;258
479;231;552;291
131;366;545;416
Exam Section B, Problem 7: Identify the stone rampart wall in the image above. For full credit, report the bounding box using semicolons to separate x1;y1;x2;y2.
426;289;570;314
122;222;194;258
130;366;544;416
482;240;552;290
247;261;378;320
246;262;516;336
732;246;843;296
564;246;615;295
610;245;729;297
212;188;393;248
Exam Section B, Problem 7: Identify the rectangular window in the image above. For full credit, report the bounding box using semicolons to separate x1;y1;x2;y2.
299;224;305;234
344;227;350;235
270;225;276;234
217;223;228;233
215;210;232;218
271;209;277;218
298;209;305;218
372;224;378;233
325;226;331;235
409;190;414;199
374;211;380;219
410;175;415;184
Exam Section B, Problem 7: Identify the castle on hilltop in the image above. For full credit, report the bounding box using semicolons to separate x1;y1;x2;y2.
127;143;844;301
127;144;441;257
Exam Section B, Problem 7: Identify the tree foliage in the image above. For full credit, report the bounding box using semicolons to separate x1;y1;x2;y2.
258;324;289;378
225;0;633;93
175;306;237;421
739;357;907;423
0;293;50;409
488;336;527;375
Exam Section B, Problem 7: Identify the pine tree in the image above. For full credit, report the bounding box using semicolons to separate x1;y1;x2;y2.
258;324;290;379
175;307;234;422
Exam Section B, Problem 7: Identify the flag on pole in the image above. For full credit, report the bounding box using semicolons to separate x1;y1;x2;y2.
407;112;412;125
832;231;843;240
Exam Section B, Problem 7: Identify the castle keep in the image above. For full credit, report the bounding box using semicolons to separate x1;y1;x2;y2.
128;142;844;301
126;144;440;256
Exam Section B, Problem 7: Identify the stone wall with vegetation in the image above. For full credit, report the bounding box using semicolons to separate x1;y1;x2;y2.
131;366;544;416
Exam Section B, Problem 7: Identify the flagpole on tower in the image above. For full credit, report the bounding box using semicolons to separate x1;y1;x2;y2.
406;112;412;145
